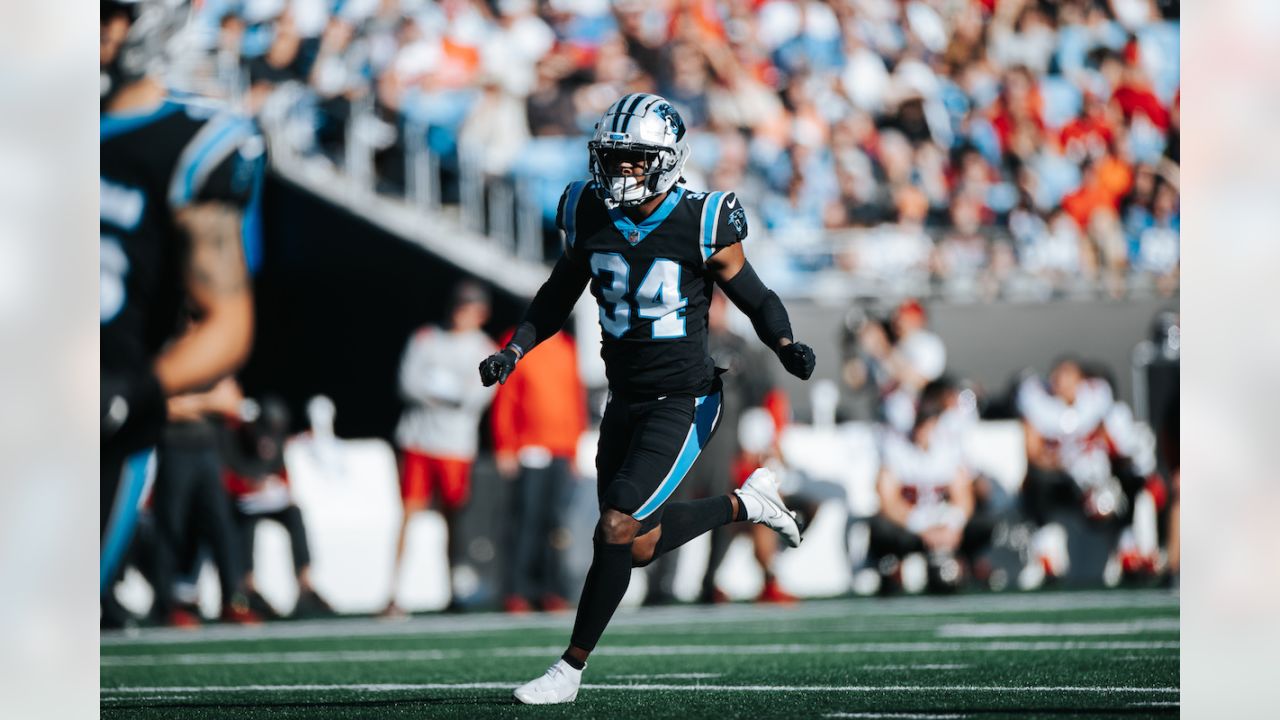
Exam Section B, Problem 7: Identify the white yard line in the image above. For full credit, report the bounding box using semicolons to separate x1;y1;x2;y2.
99;681;1181;696
936;619;1180;638
100;590;1179;647
858;664;969;671
1116;654;1180;661
101;640;1180;667
825;713;968;719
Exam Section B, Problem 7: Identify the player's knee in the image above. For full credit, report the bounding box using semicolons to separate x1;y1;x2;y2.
598;508;640;545
604;480;642;516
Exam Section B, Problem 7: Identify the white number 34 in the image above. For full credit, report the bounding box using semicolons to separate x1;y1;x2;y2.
589;253;687;339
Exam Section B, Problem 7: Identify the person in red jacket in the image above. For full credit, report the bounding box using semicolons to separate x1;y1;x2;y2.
490;329;588;613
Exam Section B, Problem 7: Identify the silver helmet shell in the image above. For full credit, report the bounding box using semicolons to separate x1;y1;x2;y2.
589;94;690;208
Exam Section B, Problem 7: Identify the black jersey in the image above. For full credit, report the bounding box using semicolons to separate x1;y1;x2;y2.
100;98;264;375
556;180;749;398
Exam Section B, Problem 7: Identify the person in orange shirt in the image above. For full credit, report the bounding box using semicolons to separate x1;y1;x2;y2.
491;329;588;613
1062;154;1131;230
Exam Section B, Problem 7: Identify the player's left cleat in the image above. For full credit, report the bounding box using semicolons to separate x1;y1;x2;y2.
513;659;582;704
735;468;803;547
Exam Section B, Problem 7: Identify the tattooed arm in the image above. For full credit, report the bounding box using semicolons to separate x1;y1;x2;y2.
152;202;255;395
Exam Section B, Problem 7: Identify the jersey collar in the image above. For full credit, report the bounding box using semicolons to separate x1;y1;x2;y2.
607;186;685;246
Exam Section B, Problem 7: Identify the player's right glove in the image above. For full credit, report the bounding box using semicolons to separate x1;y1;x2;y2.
776;341;816;380
479;347;520;386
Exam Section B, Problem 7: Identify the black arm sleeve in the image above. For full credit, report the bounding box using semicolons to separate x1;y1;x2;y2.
718;260;793;350
507;252;590;358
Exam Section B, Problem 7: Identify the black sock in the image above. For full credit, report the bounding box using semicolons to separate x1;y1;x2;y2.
569;539;633;652
651;496;736;560
733;492;748;522
560;652;585;670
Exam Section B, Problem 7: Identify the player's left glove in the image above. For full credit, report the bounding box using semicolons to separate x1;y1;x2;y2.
776;341;816;380
479;347;520;386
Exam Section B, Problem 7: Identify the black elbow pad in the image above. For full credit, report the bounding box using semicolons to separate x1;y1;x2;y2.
720;262;793;347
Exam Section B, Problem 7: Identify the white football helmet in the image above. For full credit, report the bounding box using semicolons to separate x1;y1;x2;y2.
589;94;690;208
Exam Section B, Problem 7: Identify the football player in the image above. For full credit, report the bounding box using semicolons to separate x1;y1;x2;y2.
101;0;262;603
479;94;817;704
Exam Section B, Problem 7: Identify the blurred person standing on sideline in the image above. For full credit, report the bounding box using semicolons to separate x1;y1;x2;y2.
220;390;336;620
384;282;498;616
101;0;261;624
1017;357;1159;583
148;378;261;626
868;405;989;593
860;299;947;433
490;328;588;614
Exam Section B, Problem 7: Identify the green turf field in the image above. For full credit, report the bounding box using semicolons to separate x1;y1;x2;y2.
101;589;1178;719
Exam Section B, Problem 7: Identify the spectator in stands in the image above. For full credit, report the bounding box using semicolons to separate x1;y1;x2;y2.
490;328;587;614
204;0;1179;300
220;390;335;620
384;282;498;616
245;6;307;111
932;197;992;298
868;405;989;593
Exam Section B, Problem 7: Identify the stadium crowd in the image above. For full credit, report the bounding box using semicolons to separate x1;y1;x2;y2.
182;0;1179;299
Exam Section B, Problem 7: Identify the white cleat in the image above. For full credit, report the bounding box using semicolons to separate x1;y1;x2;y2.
513;659;582;705
735;468;803;548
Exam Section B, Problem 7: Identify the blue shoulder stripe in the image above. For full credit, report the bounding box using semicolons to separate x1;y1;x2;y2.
167;113;258;208
700;191;726;261
563;180;589;250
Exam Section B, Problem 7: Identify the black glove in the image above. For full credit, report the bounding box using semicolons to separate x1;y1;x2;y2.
478;347;520;387
102;368;167;454
776;342;816;380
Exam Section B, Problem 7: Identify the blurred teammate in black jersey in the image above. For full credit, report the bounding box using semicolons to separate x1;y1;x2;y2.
100;0;263;611
479;94;817;704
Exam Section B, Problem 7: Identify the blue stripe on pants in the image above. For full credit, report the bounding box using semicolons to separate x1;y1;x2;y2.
101;449;154;594
632;392;722;521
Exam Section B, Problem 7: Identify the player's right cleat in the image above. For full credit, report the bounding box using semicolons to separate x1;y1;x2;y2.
735;468;803;547
513;659;582;704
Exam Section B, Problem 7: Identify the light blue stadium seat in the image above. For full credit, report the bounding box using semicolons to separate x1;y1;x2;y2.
1040;76;1082;130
